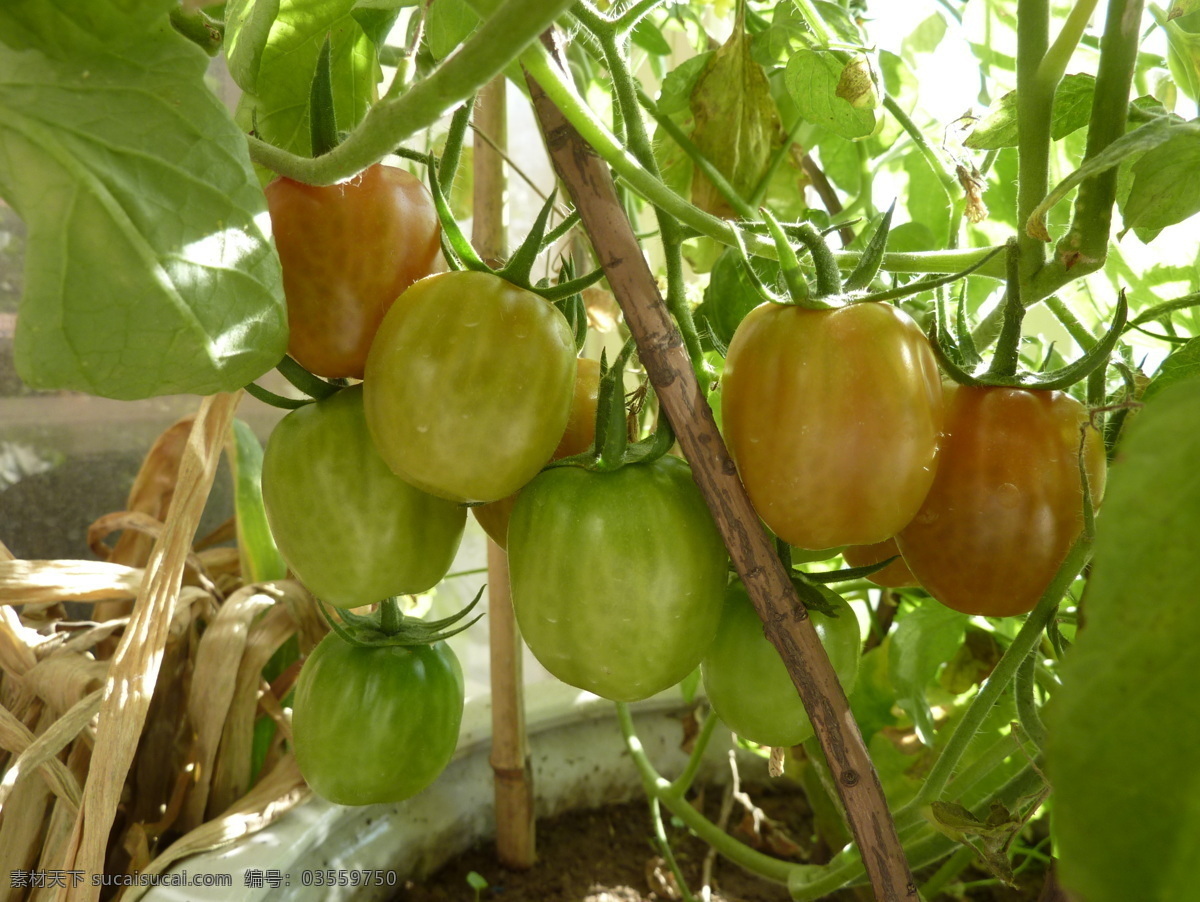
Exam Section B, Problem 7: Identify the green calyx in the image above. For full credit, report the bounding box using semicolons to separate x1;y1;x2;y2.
546;338;674;475
932;252;1129;392
316;588;485;650
426;118;603;303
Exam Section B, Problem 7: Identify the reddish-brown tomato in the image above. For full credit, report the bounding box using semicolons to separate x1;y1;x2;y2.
265;164;441;379
843;537;921;589
896;386;1107;617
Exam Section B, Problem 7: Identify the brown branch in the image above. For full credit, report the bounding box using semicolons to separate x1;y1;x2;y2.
527;43;916;902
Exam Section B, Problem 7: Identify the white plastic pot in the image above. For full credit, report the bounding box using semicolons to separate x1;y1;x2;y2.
142;682;761;901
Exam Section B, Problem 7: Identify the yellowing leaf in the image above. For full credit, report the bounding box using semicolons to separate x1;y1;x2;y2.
687;9;780;218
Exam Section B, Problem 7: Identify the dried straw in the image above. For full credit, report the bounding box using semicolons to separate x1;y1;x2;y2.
55;392;239;902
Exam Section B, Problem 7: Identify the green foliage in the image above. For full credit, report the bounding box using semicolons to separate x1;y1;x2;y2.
229;0;380;156
785;50;876;140
1123;131;1200;231
0;0;286;399
229;419;288;584
888;601;968;746
1048;376;1200;902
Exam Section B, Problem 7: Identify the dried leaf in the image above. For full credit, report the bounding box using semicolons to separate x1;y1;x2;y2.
23;654;106;716
0;560;143;608
127;755;311;901
209;604;295;817
57;393;239;902
0;708;56;883
109;417;195;568
0;689;98;810
180;586;277;831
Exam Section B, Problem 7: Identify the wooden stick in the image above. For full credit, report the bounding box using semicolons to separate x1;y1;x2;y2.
527;51;917;902
474;75;537;870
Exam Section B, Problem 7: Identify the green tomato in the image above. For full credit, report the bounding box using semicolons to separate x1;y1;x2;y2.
508;456;729;703
702;583;861;748
363;270;577;504
261;385;466;608
291;633;464;805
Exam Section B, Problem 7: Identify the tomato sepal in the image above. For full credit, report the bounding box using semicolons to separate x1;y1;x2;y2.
314;586;485;650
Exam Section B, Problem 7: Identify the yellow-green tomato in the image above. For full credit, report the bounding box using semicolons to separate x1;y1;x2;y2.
701;582;861;748
261;385;466;608
363;270;577;503
291;634;464;806
508;456;729;702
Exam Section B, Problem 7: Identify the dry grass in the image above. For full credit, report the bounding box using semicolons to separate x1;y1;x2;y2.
0;393;324;901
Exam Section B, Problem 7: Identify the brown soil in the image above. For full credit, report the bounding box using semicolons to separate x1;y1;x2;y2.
393;782;1050;902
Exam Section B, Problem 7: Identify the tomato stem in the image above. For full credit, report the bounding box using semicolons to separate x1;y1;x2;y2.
893;534;1091;827
985;238;1027;380
379;597;402;636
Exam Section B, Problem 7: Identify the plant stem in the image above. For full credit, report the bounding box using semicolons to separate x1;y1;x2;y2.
1015;0;1053;291
614;0;670;32
1031;0;1146;300
594;29;709;374
1015;648;1048;749
379;597;402;635
894;535;1091;822
1038;0;1103;86
986;239;1027;380
669;710;720;796
917;846;977;900
520;42;1007;279
247;0;575;184
615;704;795;884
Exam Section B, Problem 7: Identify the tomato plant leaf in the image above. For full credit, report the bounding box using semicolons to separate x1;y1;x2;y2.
1121;131;1200;232
631;17;673;56
964;74;1096;150
427;0;479;61
1027;118;1192;241
231;0;379;157
888;602;968;746
1142;336;1200;402
785;50;876;141
1158;7;1200;101
688;14;779;218
225;0;281;93
0;0;287;399
901;12;948;62
1047;376;1200;902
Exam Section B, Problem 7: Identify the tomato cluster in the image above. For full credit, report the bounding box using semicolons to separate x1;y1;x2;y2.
257;156;1108;803
260;166;585;805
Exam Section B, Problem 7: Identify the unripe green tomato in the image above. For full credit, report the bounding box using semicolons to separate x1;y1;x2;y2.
291;634;464;806
702;583;861;748
261;385;466;608
363;270;577;504
508;456;728;702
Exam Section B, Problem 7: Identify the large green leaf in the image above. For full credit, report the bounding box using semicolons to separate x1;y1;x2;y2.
1122;129;1200;231
231;0;379;157
1047;376;1200;902
0;0;286;399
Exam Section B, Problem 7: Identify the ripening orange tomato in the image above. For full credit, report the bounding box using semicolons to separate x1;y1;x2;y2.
721;301;944;549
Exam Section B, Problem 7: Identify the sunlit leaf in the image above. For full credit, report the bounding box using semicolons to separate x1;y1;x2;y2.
1122;131;1200;231
0;0;286;399
785;49;876;140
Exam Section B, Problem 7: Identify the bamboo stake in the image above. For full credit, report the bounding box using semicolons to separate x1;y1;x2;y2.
474;75;536;869
527;51;917;901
